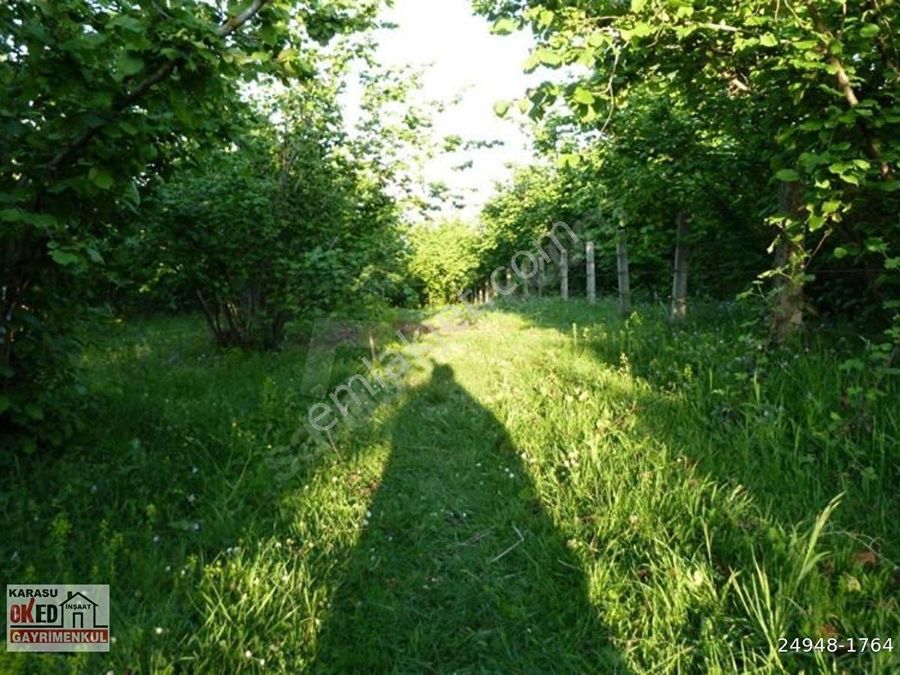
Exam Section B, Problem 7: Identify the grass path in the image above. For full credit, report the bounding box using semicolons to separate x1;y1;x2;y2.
1;300;897;673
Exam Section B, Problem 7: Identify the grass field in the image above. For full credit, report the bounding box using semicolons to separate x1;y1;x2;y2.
1;299;898;673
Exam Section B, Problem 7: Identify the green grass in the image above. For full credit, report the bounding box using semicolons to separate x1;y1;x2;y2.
1;299;898;673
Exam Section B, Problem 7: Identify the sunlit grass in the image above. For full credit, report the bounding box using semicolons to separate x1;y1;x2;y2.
1;300;897;673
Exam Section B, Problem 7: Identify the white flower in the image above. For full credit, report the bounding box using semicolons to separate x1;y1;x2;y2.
244;650;253;659
154;627;164;635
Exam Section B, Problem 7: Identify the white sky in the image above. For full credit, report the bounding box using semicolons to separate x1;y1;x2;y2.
343;0;541;220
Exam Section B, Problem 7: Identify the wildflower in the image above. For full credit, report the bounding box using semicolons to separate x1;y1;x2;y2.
154;627;164;635
188;493;196;504
245;649;253;659
152;535;160;544
191;466;199;475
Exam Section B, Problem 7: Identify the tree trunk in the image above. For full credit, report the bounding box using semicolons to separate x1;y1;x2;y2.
670;212;691;321
772;181;806;342
560;250;569;301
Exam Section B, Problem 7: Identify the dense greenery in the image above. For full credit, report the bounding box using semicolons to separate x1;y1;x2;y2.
408;220;481;305
478;0;899;332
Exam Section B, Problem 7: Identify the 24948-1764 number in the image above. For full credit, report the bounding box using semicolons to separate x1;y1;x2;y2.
778;637;894;654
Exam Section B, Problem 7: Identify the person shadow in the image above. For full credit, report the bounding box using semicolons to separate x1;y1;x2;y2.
312;363;628;673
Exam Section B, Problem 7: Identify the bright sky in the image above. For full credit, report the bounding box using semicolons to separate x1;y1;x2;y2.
345;0;541;220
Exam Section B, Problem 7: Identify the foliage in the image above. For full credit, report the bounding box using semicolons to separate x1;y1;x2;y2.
477;0;899;332
138;72;411;347
0;0;380;448
409;220;482;305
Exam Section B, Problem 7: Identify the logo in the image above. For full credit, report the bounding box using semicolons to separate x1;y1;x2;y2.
6;585;110;652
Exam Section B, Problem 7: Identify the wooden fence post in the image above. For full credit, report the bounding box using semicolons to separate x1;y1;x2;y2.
616;227;631;315
671;212;690;321
586;241;596;305
560;250;569;301
537;258;544;297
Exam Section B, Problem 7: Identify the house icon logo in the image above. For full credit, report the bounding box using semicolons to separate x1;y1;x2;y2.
58;591;107;630
7;584;110;653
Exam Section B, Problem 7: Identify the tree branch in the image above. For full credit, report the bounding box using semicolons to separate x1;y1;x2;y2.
806;2;894;180
45;0;273;174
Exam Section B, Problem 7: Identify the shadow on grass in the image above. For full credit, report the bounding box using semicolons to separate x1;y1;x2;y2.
312;363;627;673
488;298;899;670
495;297;899;545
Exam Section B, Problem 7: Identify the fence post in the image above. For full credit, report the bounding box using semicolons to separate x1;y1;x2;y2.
586;241;596;305
671;212;691;321
560;250;569;301
537;258;544;297
616;227;631;315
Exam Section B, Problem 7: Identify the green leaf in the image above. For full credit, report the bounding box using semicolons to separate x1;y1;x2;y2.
759;33;778;47
833;246;849;259
491;18;519;35
88;167;115;190
859;24;880;38
775;169;800;182
631;22;654;38
493;100;511;117
630;0;647;11
535;48;563;67
808;214;825;231
0;394;10;414
865;237;887;253
117;53;144;77
49;249;80;266
572;86;595;105
0;208;57;228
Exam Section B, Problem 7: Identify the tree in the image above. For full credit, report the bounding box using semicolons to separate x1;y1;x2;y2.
477;0;899;336
0;0;380;448
409;220;481;305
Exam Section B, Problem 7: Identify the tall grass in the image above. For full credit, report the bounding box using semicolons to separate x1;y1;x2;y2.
0;301;896;673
